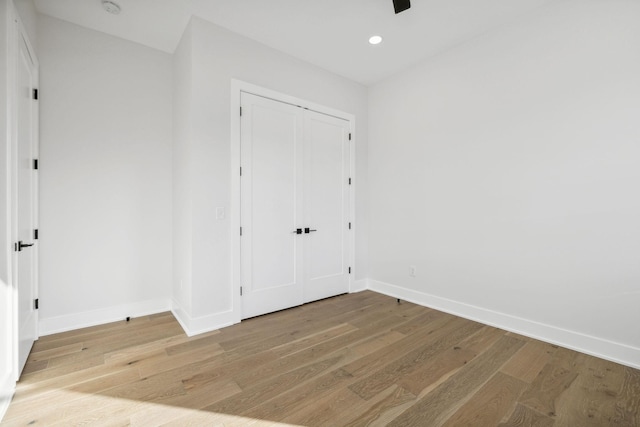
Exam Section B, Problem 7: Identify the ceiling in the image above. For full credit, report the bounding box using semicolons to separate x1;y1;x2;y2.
33;0;556;85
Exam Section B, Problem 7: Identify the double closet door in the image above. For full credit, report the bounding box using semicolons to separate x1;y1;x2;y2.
240;92;351;319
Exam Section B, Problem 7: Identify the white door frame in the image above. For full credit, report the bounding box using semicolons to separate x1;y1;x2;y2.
230;80;356;323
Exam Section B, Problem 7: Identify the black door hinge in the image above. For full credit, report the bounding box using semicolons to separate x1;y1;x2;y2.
240;286;243;296
34;299;39;310
348;267;351;274
33;88;38;100
33;159;39;170
349;222;352;230
349;178;352;185
34;229;39;240
240;167;242;176
349;133;352;141
240;227;243;236
240;106;243;116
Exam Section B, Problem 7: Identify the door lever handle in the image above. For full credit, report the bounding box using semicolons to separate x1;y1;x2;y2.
304;228;317;234
18;241;34;251
292;228;303;235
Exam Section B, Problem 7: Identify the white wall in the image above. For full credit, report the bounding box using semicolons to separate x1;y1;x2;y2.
368;0;640;368
172;17;368;332
37;15;173;334
172;22;193;315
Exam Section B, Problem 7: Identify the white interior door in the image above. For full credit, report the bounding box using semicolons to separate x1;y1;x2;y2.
303;111;350;303
240;92;304;319
240;92;351;319
15;30;39;376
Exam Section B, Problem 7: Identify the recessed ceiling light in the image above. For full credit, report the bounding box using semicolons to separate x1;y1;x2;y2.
369;35;383;45
102;0;121;15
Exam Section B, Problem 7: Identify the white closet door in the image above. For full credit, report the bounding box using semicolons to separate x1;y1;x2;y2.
240;92;351;319
16;31;39;375
303;111;350;303
240;92;304;319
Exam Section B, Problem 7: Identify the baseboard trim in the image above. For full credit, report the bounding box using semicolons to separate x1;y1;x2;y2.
369;279;640;370
171;300;238;337
0;373;15;423
38;298;172;336
350;279;369;293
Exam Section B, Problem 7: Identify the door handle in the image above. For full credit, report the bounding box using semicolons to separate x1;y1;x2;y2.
292;228;303;235
304;228;317;234
18;241;34;251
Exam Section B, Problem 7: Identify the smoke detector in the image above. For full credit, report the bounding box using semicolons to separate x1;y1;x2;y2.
102;0;121;15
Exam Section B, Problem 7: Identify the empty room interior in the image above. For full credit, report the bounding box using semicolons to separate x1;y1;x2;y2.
1;0;639;425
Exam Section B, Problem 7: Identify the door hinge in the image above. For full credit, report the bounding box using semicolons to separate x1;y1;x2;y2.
34;229;39;240
349;133;352;141
349;222;352;230
348;267;352;274
14;242;18;252
240;227;243;236
240;106;243;116
240;167;242;176
33;159;39;170
240;286;243;296
32;88;38;100
349;177;352;185
34;299;39;310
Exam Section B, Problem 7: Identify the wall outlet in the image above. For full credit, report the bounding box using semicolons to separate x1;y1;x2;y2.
410;265;416;278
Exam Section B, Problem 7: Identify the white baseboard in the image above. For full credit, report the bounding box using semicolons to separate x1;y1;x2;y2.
0;373;15;423
369;279;640;370
171;299;239;337
38;298;172;336
350;279;369;293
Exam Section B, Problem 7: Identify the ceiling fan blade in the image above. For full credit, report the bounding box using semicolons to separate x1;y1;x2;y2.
393;0;411;14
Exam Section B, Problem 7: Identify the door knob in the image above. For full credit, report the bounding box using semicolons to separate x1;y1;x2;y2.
18;241;34;251
292;228;303;235
304;228;317;234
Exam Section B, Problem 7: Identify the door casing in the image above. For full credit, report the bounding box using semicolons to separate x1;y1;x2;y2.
230;80;356;323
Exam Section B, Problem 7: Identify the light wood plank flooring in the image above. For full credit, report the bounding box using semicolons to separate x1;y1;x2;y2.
2;291;639;426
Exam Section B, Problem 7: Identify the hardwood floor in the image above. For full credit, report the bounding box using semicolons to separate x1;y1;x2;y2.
2;291;639;426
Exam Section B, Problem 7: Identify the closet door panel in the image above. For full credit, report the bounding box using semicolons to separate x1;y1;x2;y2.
240;92;304;319
303;111;350;303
